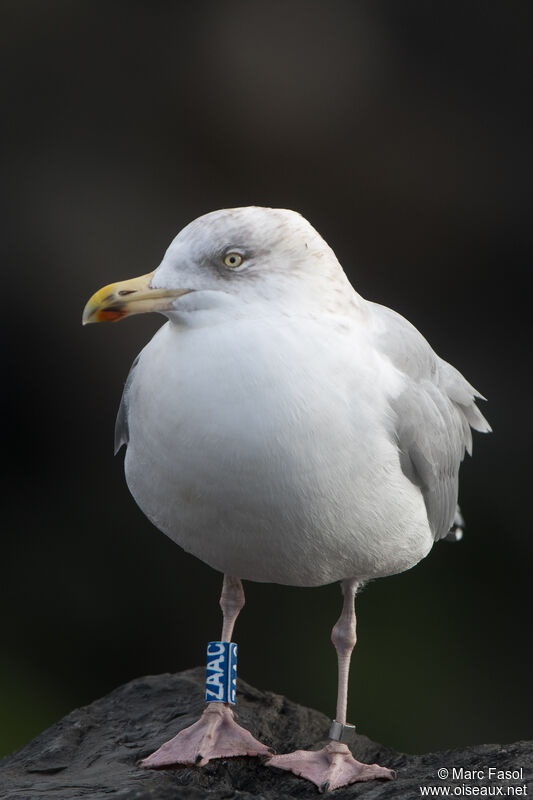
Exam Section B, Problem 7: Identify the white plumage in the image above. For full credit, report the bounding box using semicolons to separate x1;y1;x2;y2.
115;206;488;586
85;206;490;788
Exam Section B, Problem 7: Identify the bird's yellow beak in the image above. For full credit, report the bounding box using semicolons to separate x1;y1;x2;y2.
82;272;191;325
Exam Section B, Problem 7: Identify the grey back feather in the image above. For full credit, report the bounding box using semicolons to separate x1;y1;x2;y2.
370;303;491;541
114;355;139;455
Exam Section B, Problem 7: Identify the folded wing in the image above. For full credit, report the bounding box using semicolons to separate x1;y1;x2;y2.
370;303;491;541
114;354;139;455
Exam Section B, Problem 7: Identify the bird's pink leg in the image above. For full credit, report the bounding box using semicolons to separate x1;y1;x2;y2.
141;575;272;768
266;579;395;792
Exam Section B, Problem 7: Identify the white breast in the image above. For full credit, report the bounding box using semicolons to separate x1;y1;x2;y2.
123;316;433;586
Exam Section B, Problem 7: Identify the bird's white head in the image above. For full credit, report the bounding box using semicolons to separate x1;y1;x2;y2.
82;206;355;325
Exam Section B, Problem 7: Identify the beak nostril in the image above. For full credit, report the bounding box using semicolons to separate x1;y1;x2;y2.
118;289;136;296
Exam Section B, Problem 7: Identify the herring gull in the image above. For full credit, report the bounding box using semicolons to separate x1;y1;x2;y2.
83;207;490;791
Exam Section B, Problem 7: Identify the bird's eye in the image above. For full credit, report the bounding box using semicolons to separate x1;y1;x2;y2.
223;253;244;269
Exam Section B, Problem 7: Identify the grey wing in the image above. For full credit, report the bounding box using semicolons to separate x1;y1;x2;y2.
370;302;491;541
114;355;140;455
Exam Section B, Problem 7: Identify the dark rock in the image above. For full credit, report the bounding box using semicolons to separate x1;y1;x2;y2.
0;667;531;799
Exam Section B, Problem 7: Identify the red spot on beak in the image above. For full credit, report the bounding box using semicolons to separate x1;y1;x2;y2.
96;308;127;322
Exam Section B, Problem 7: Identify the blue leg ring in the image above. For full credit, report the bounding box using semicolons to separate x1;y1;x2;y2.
205;641;237;704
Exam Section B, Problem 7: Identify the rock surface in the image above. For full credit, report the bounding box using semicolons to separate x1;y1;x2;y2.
1;667;531;799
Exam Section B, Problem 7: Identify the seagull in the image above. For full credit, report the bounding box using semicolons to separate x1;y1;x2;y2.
83;207;490;792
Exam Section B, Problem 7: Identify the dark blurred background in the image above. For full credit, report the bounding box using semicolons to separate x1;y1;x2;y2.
2;0;531;760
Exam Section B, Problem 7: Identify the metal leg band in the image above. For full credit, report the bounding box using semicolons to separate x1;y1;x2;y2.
205;641;237;704
329;720;356;744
